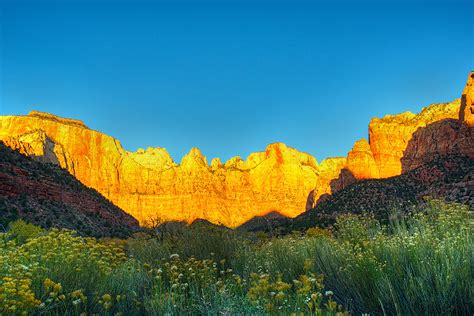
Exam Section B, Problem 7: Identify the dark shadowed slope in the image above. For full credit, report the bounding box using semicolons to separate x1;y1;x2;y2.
291;155;474;230
0;143;139;237
239;154;473;232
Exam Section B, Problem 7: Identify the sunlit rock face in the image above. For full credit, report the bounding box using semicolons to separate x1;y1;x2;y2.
368;100;461;178
460;71;474;126
0;115;323;227
346;139;379;179
1;72;472;226
370;72;474;176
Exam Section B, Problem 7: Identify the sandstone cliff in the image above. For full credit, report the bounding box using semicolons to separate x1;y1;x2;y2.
460;71;474;126
367;99;461;178
1;72;472;226
0;113;322;226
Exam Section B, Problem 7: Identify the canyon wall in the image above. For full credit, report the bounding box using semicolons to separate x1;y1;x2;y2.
0;113;323;226
1;72;472;226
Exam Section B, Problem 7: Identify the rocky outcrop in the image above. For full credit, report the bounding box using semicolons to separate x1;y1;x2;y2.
400;73;474;171
458;71;474;158
368;100;461;178
346;139;379;179
241;154;474;232
305;157;347;210
308;71;472;205
347;71;474;179
1;72;472;227
460;71;474;126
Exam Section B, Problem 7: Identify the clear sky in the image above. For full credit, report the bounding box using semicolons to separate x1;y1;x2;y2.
0;0;473;163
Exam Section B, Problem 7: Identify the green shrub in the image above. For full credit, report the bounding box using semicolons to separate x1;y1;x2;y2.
311;200;473;315
7;219;44;244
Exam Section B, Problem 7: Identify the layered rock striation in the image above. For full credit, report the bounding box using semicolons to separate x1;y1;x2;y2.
0;112;322;226
1;72;472;226
368;100;461;177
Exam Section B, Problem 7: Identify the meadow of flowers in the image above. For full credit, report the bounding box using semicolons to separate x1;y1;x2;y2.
0;200;472;315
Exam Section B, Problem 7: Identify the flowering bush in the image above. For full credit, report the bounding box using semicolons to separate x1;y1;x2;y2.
0;227;134;315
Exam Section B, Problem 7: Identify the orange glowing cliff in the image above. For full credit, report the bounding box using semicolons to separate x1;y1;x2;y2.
1;72;472;227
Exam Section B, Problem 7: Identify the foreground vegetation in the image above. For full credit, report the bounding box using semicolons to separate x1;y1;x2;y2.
0;200;472;315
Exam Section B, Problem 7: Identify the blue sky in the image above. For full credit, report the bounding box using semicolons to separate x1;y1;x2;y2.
0;0;473;162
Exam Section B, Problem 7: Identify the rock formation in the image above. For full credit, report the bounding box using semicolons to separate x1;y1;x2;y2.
290;154;474;232
1;71;472;227
346;139;379;179
0;113;322;226
460;71;474;126
368;99;461;178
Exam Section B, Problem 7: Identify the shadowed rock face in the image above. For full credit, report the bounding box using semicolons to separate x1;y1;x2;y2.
1;72;472;227
400;119;469;172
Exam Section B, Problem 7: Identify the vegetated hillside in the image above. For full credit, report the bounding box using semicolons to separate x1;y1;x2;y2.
0;143;139;237
290;155;474;230
236;211;288;233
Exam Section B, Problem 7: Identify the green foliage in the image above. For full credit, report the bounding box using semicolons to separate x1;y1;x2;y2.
0;200;472;315
7;219;44;244
311;200;473;315
145;255;254;314
306;226;333;238
127;223;254;275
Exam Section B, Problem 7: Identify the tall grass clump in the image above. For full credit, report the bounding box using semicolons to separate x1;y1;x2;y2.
127;222;254;275
310;200;473;315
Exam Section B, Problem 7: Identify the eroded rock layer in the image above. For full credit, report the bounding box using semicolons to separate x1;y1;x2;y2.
1;72;472;226
0;113;323;226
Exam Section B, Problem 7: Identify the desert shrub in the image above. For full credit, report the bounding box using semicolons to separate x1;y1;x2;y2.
253;236;312;283
0;228;146;315
334;212;384;245
127;233;173;263
306;226;333;238
144;254;254;314
127;223;253;275
174;224;250;264
144;253;344;315
246;258;347;315
7;219;44;244
311;200;473;315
